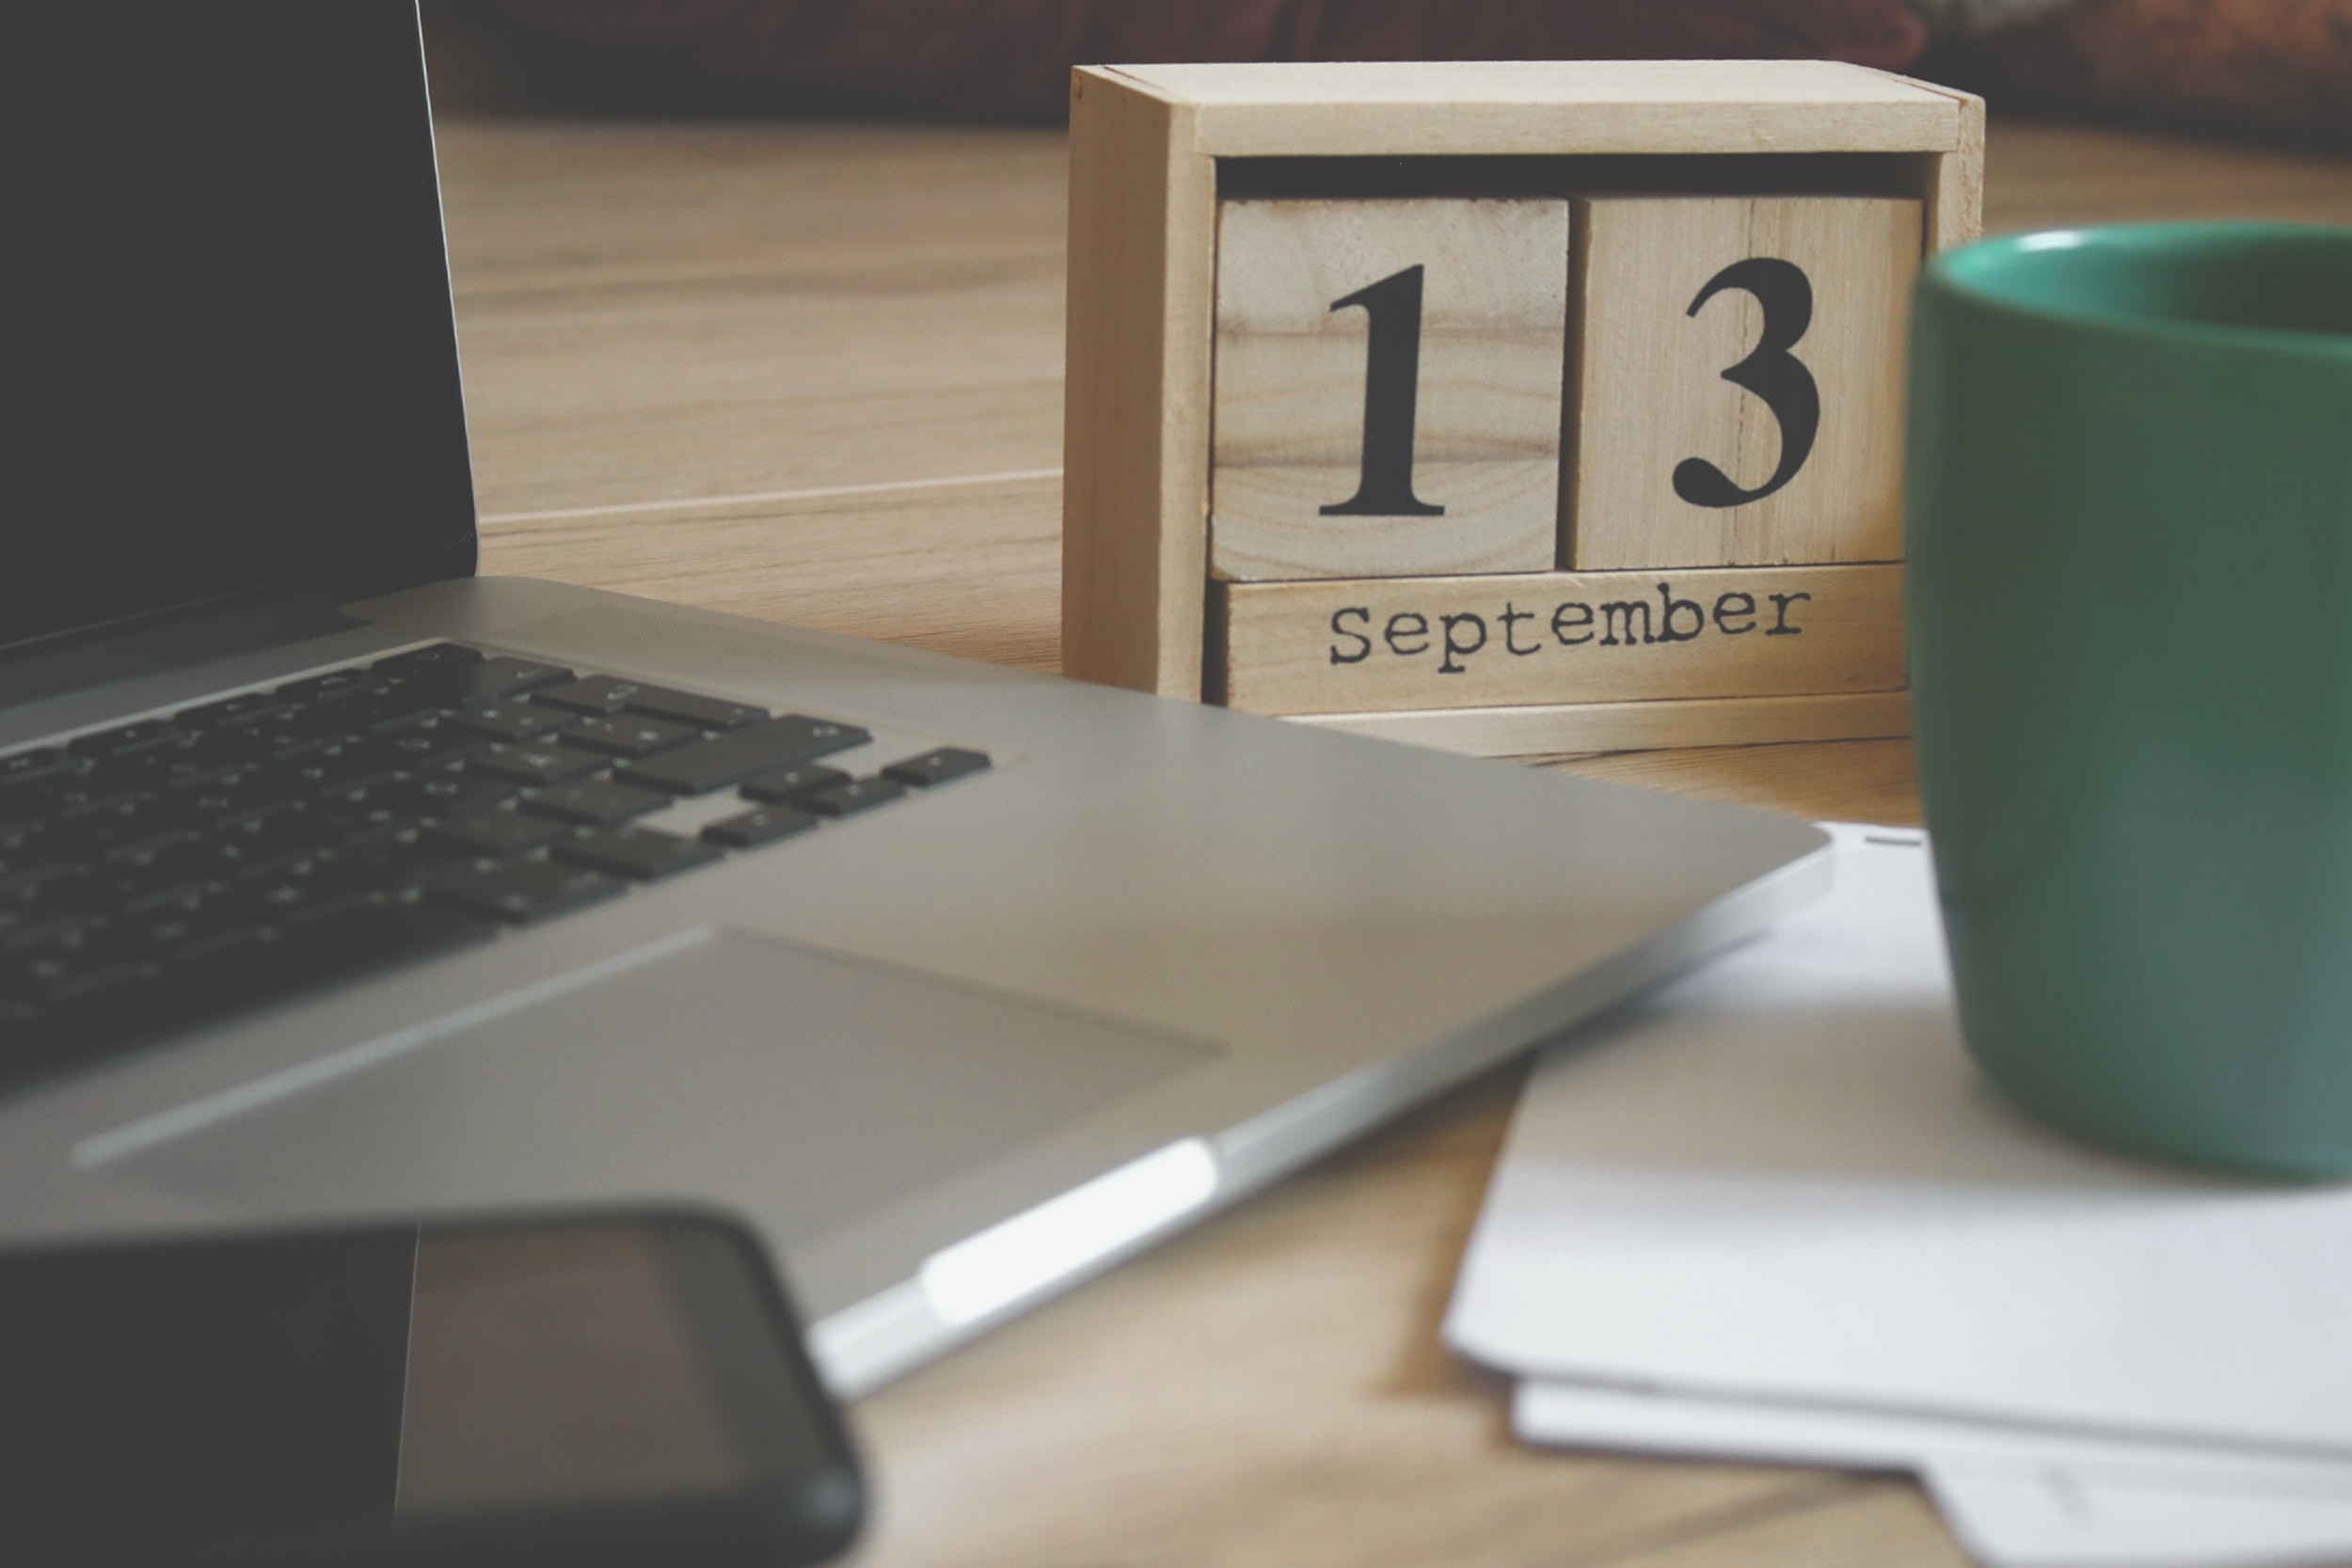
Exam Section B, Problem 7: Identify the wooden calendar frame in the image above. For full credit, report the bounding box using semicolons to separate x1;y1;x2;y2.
1060;60;1985;756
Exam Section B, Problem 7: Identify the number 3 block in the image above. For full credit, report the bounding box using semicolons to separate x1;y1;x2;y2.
1211;198;1568;581
1566;196;1920;571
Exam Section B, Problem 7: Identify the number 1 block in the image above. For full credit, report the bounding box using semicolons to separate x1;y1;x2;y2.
1211;198;1568;581
1566;195;1921;571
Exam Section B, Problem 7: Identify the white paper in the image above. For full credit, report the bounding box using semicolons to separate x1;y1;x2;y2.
1515;1383;2352;1499
1930;1469;2352;1568
1445;824;2352;1454
1520;1382;2352;1568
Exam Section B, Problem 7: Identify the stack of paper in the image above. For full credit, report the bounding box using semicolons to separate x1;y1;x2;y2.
1445;824;2352;1568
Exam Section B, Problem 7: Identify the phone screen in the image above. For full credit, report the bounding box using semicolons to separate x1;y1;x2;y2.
0;1214;860;1567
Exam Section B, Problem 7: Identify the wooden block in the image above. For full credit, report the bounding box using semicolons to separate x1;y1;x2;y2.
1061;71;1217;696
1210;198;1567;581
1218;563;1903;715
1060;61;1985;716
1290;689;1913;757
1104;62;1966;158
1565;196;1920;570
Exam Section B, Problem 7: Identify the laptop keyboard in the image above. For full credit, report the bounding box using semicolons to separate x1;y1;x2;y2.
0;643;990;1091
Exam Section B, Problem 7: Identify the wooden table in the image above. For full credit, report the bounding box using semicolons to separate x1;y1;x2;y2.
424;49;2352;1562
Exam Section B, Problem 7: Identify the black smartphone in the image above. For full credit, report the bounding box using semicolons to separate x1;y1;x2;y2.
0;1209;863;1568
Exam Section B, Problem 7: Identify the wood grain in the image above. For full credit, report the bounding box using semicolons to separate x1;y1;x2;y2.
438;122;1069;519
1210;198;1567;580
1059;69;1216;698
1106;60;1965;158
1568;196;1920;570
1911;79;1987;256
1220;563;1905;715
421;37;2352;1557
1558;736;1923;824
481;476;1065;674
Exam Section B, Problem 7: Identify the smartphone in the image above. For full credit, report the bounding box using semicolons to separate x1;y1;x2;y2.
0;1209;863;1568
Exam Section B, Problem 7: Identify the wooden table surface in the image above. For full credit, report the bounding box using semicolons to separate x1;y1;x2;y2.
424;46;2352;1563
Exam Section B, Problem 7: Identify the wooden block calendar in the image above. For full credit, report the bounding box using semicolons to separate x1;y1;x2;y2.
1062;61;1985;756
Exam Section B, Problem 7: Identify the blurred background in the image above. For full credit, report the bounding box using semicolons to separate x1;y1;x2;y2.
423;0;2352;147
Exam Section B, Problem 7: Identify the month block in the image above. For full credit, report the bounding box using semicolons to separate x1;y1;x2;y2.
1565;196;1920;571
1219;562;1905;715
1210;198;1569;581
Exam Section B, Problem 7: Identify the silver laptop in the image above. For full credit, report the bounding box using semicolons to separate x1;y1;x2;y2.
0;2;1829;1393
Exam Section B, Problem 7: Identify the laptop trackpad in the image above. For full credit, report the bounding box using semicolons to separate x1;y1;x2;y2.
117;931;1215;1248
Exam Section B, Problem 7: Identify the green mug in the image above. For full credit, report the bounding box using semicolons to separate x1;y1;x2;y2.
1907;222;2352;1177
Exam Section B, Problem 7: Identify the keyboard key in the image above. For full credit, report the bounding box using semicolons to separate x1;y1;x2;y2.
407;657;574;709
525;675;646;717
0;749;72;786
122;890;269;965
173;692;290;730
535;676;767;731
623;688;770;731
558;714;701;758
431;859;626;924
76;751;185;800
268;898;494;974
332;682;450;733
0;943;151;1007
883;747;993;788
336;832;480;891
798;777;908;818
446;701;567;743
272;743;401;800
0;892;495;1101
273;668;386;706
167;728;279;775
210;809;337;879
213;866;380;934
67;721;183;758
370;642;485;677
317;776;436;845
132;899;495;1030
354;720;487;773
11;769;146;820
701;806;816;850
53;800;191;863
104;840;225;909
0;895;90;954
472;743;609;787
269;699;385;743
519;780;667;828
149;731;262;790
166;769;280;830
430;810;569;858
612;716;869;796
235;719;343;763
40;869;130;917
739;764;850;804
552;827;723;881
268;898;494;984
0;852;78;895
384;762;516;819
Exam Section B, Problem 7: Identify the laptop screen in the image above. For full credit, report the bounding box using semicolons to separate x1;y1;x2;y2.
3;2;475;658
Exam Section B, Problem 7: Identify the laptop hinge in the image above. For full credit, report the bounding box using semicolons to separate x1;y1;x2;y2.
0;592;362;717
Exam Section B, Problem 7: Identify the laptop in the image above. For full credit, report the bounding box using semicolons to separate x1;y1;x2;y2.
0;1;1830;1393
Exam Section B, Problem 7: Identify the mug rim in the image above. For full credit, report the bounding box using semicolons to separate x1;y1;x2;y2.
1924;220;2352;359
